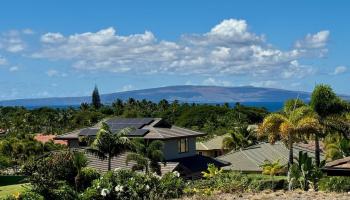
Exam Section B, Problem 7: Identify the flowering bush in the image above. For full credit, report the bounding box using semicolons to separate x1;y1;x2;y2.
81;169;185;200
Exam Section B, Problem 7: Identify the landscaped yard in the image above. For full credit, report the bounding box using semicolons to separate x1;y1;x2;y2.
0;184;28;199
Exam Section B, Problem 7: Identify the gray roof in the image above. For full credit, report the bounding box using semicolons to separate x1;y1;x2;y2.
218;142;324;172
196;134;228;151
85;151;179;175
55;118;206;140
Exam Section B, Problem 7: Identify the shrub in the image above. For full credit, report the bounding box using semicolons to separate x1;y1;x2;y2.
319;176;350;192
80;167;100;190
4;191;44;200
184;171;287;196
81;169;185;200
21;151;77;199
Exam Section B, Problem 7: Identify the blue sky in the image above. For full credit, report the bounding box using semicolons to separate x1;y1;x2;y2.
0;0;349;100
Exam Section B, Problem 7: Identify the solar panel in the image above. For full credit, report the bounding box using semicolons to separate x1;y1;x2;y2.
127;129;149;137
79;128;99;136
106;118;154;125
108;123;143;130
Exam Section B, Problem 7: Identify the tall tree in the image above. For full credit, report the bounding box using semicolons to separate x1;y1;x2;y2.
310;84;348;167
92;85;102;109
87;122;132;171
72;151;88;191
126;139;165;175
258;105;321;168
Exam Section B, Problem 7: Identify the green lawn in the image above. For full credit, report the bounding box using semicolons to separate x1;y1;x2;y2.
0;184;28;199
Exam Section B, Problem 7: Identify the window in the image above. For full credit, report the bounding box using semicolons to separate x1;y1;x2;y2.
178;138;189;153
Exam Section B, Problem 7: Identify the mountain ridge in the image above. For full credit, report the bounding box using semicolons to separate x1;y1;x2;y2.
0;85;347;107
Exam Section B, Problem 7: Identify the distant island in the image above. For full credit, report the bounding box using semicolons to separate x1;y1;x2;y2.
0;85;348;110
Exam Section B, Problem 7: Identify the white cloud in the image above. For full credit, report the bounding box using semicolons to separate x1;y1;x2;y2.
46;69;59;77
41;32;65;43
9;66;19;72
121;84;134;91
22;29;34;35
0;33;26;53
202;77;232;86
295;30;330;49
332;66;347;75
32;19;329;79
250;80;278;88
0;56;7;65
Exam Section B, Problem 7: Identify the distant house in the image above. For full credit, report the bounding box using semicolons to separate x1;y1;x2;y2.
196;135;229;157
55;118;228;179
34;134;68;145
323;157;350;176
218;142;324;173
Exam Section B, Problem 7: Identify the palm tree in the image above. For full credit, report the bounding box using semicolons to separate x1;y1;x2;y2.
72;151;88;191
258;105;321;168
260;159;285;189
126;139;165;175
310;84;349;167
87;122;133;171
222;124;257;150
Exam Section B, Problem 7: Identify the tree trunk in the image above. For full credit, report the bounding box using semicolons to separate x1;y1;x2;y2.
314;133;320;191
108;155;112;171
315;134;320;167
288;133;294;169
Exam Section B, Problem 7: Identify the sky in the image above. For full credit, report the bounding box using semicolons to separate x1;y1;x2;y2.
0;0;349;100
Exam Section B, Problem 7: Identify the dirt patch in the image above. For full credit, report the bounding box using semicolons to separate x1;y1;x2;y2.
181;190;350;200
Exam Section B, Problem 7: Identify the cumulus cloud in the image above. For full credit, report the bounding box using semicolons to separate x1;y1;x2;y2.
32;19;329;79
332;66;347;75
41;32;65;43
0;56;7;65
202;77;232;87
0;33;26;53
295;30;330;49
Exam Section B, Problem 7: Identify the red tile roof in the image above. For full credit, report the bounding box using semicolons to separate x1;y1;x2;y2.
34;134;68;145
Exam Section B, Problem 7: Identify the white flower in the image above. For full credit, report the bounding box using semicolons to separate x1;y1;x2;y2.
100;188;110;197
114;167;121;172
152;172;161;179
173;171;180;177
145;185;150;191
114;185;124;192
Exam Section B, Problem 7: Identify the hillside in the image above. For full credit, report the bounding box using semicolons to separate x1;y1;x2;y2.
0;85;329;107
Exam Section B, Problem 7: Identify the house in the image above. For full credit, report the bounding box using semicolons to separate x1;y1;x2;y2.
218;142;324;173
55;118;229;179
196;134;229;157
323;156;350;176
34;134;68;145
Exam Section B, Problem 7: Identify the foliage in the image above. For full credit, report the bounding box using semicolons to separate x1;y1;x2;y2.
324;134;350;161
185;171;287;196
87;122;133;171
288;152;325;191
21;151;77;199
319;176;350;192
126;139;165;175
80;169;185;200
79;167;101;191
202;164;223;179
92;85;102;109
258;105;321;168
72;151;88;191
3;190;44;200
261;160;285;176
222;124;258;150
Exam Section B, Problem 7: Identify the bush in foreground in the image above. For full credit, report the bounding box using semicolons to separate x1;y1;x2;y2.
81;169;185;200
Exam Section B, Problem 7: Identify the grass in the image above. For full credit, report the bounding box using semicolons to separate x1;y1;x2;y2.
0;184;28;199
